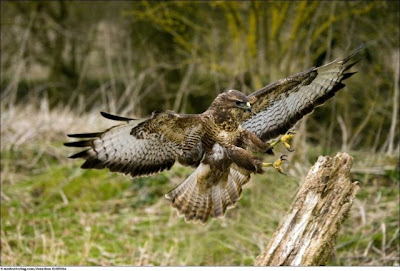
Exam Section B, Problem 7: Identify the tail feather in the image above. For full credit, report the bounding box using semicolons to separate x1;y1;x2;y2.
194;193;212;224
221;187;234;210
181;184;198;218
226;174;240;203
211;186;223;218
169;173;197;216
193;193;206;223
165;163;250;223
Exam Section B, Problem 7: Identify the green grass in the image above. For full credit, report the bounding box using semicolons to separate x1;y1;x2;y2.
1;143;299;265
1;142;398;266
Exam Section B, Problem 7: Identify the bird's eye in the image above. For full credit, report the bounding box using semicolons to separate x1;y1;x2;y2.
236;101;245;106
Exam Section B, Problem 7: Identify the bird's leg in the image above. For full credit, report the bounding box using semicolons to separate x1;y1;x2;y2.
262;155;287;174
240;129;274;154
269;131;296;152
225;145;265;173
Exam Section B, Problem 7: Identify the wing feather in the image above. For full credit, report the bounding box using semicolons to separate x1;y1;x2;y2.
100;111;136;121
65;111;204;178
242;45;364;141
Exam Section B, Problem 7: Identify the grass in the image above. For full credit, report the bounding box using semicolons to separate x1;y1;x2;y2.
1;146;298;265
331;164;399;266
1;106;399;266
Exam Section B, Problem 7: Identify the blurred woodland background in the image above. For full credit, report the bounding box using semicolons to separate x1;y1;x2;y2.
1;1;399;266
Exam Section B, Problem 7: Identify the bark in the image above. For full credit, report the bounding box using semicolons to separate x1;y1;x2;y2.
255;152;359;266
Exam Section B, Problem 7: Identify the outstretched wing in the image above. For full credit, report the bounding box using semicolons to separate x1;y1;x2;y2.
65;111;204;178
242;46;364;141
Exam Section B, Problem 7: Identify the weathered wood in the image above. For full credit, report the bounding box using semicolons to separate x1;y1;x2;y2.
255;152;359;266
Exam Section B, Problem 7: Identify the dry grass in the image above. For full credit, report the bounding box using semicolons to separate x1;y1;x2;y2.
332;171;399;265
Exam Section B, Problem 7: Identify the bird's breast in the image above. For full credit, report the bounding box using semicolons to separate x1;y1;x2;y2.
211;143;225;161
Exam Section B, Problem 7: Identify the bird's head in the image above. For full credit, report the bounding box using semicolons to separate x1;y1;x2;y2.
210;89;251;112
208;90;252;123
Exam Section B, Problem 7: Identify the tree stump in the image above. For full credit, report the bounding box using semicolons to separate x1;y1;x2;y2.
255;152;359;266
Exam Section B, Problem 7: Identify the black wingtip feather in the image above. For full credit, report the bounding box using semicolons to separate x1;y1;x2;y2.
64;140;93;147
67;132;101;138
343;60;361;72
341;72;357;81
100;111;135;121
68;149;90;159
81;158;106;169
329;82;346;95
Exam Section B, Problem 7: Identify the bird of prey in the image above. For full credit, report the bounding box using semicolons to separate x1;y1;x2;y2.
65;46;363;223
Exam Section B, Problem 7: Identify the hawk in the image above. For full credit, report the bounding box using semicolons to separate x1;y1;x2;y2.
65;46;363;223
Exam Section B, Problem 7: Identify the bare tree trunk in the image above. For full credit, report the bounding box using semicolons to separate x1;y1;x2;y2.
387;49;399;155
255;152;359;266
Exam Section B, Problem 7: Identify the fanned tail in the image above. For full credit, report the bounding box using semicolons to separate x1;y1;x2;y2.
165;163;250;223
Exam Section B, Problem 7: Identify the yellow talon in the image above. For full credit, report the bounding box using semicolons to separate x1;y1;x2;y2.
270;132;295;152
262;155;287;174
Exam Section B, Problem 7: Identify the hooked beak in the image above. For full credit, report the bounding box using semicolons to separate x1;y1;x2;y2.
245;102;252;112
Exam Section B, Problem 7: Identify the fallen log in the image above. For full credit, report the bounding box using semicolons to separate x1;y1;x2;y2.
255;152;359;266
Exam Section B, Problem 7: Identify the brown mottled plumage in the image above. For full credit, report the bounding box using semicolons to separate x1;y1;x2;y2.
65;46;363;223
